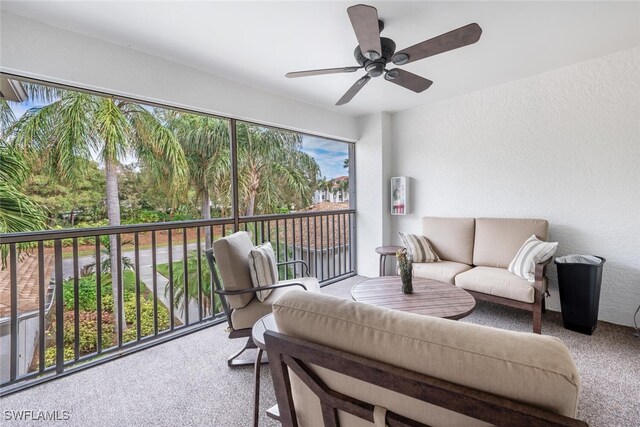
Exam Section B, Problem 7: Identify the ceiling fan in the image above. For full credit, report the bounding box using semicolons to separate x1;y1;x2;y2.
285;4;482;106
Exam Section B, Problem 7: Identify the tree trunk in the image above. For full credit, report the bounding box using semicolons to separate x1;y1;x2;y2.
246;191;256;217
201;187;212;249
245;169;259;217
105;158;126;334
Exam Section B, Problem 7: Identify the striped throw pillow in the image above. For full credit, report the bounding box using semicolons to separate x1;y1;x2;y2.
508;235;558;282
398;232;440;263
248;242;279;302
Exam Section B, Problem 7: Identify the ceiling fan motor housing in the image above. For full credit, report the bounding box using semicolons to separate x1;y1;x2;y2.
354;37;396;78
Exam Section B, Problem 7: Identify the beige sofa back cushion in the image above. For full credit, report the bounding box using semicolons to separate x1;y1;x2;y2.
473;218;549;268
273;290;579;426
422;217;475;265
212;231;254;309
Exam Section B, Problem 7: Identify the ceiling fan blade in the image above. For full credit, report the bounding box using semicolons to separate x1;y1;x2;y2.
336;75;371;106
285;66;362;78
392;23;482;65
384;69;433;93
347;4;382;60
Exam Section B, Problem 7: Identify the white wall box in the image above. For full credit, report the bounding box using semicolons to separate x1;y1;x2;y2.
391;177;410;215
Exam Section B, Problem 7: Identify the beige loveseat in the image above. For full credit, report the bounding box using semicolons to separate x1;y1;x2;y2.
266;290;584;426
411;217;551;333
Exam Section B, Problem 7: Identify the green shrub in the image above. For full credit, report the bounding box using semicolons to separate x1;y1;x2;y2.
44;347;75;367
62;272;138;312
102;294;114;312
122;298;170;342
63;320;115;353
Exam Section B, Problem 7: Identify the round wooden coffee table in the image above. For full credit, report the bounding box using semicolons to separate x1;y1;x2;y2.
351;276;476;320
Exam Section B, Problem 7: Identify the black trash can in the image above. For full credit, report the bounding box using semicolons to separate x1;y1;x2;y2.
554;255;605;335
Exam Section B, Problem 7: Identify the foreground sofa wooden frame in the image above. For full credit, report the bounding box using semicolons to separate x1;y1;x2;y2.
265;330;587;427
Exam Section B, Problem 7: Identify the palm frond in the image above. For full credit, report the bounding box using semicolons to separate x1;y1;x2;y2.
0;99;16;135
94;97;130;163
132;108;189;192
0;146;28;186
0;181;47;233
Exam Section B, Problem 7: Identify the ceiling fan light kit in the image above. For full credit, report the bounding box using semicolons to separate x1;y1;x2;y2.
285;4;483;105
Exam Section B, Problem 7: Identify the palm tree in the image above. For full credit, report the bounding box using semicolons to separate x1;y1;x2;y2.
0;146;48;266
163;111;229;247
9;87;188;333
164;251;217;317
317;176;333;202
0;98;47;266
233;123;320;216
83;235;135;277
337;178;349;202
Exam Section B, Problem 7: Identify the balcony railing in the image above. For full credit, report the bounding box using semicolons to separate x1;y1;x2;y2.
0;209;355;395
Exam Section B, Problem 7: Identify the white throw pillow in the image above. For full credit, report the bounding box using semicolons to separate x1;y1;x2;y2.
248;242;279;302
398;232;440;263
508;235;558;282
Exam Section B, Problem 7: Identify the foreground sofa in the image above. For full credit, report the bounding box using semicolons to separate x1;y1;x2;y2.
266;290;584;426
412;217;551;333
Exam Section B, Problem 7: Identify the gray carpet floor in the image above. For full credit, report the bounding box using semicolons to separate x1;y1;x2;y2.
2;275;638;426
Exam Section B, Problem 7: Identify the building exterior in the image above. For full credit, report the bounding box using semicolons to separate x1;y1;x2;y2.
313;176;349;204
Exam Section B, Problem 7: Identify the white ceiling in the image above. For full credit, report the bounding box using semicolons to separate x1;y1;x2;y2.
2;1;639;116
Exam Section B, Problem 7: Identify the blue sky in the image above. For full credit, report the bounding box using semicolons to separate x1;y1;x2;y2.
301;135;349;180
9;99;42;117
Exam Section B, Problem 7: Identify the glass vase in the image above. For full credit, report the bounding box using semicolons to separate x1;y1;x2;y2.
400;267;413;294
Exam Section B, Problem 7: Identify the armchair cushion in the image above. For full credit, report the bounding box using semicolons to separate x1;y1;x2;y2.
248;242;279;301
213;231;255;309
230;277;320;330
508;235;558;282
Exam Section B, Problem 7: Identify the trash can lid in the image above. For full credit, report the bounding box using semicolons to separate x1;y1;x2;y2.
554;255;604;265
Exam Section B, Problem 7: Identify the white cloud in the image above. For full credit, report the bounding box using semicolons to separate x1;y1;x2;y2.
301;135;349;179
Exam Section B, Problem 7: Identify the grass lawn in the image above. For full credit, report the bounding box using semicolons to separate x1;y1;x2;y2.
156;263;170;278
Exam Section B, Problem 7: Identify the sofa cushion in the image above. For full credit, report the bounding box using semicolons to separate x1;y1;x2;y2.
230;277;319;330
413;261;473;285
508;235;558;282
422;217;475;265
248;241;279;301
473;218;549;268
455;266;547;303
213;231;255;309
272;291;580;426
398;232;439;263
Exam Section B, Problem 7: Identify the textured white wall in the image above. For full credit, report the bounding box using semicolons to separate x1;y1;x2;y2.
0;13;357;141
390;47;640;327
355;112;393;277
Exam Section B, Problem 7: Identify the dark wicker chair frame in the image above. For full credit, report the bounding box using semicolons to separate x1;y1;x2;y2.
204;248;310;367
265;330;588;427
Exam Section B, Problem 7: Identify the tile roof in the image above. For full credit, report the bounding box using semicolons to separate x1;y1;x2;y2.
286;202;351;250
0;254;54;319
